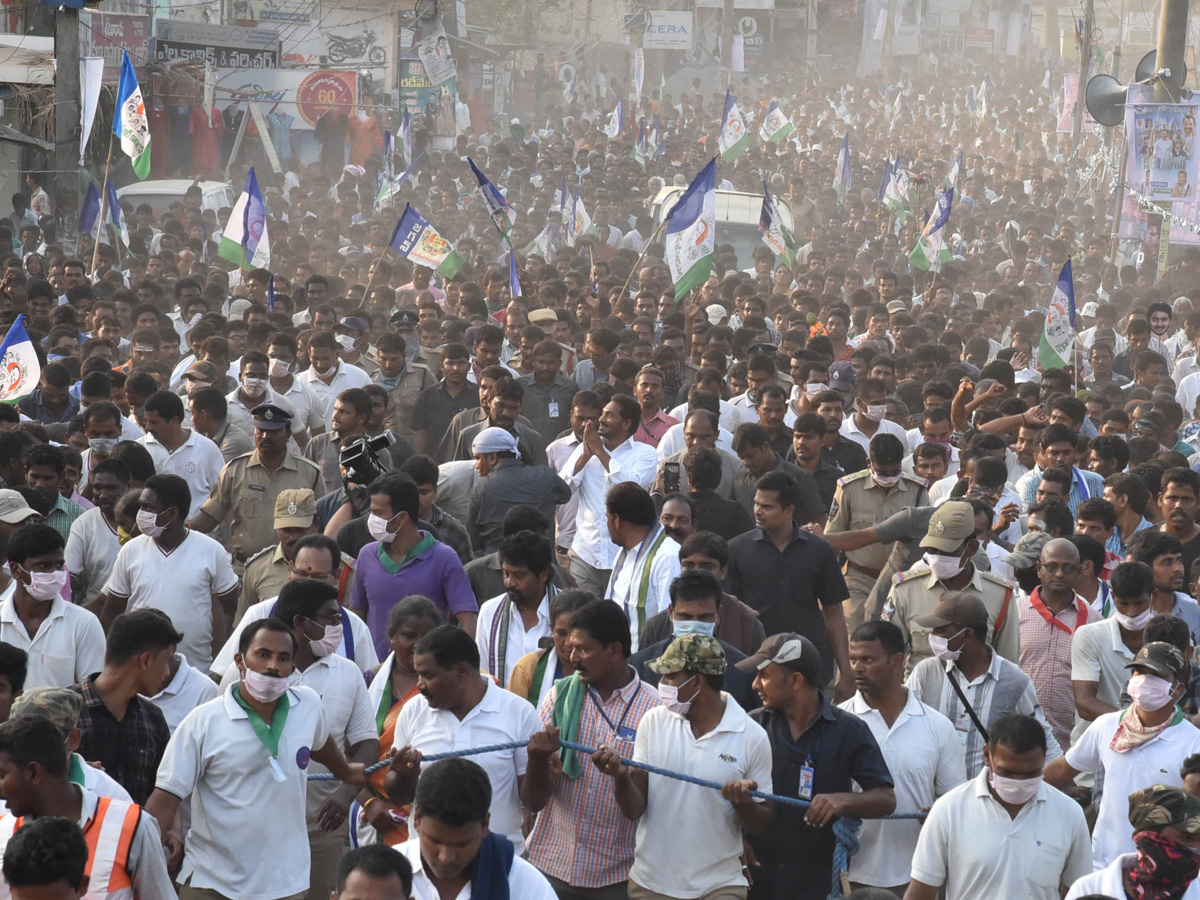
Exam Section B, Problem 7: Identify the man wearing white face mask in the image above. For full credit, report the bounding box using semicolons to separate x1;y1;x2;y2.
225;351;307;447
1046;641;1200;870
217;579;377;900
841;377;911;455
829;433;930;633
908;592;1061;778
146;618;368;900
0;524;104;690
906;713;1091;900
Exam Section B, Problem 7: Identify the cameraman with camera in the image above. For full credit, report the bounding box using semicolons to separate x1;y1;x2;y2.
304;388;408;488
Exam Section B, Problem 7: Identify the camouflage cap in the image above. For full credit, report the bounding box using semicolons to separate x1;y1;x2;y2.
1129;785;1200;834
10;687;83;737
647;633;727;677
1004;530;1051;571
1127;641;1189;682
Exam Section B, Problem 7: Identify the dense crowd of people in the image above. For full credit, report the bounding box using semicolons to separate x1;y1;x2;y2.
2;51;1200;900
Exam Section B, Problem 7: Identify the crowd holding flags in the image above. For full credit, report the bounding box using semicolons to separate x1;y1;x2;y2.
758;101;793;143
1039;260;1077;370
718;91;750;162
908;188;954;271
218;168;271;270
760;181;797;267
833;134;852;200
665;159;717;299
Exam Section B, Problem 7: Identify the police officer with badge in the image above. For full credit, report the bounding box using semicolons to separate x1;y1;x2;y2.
192;403;326;572
237;489;321;621
882;500;1019;676
825;433;929;633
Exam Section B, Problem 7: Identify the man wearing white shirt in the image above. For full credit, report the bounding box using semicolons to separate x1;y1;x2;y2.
268;332;325;442
559;395;658;599
296;332;371;430
141;651;219;734
137;391;225;520
385;625;540;853
476;531;556;687
217;579;378;900
0;524;104;690
906;713;1092;900
603;483;680;654
398;757;557;900
842;377;911;455
842;620;966;894
65;458;128;605
546;394;598;563
226;351;307;445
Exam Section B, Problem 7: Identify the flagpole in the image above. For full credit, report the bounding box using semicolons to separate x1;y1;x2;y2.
90;129;116;279
617;218;669;301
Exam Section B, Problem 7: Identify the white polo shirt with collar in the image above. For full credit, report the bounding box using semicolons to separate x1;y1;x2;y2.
397;835;559;900
841;415;911;455
155;683;331;900
1070;615;1137;743
840;689;967;888
629;694;773;898
1065;708;1200;869
910;768;1092;900
142;652;220;733
476;591;552;687
138;429;226;519
296;361;371;429
390;677;540;852
0;582;105;690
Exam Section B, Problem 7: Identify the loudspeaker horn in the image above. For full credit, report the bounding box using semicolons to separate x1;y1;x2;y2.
1136;50;1187;88
1085;74;1127;127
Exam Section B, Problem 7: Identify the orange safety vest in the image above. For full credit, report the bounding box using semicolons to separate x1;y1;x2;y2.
0;795;140;899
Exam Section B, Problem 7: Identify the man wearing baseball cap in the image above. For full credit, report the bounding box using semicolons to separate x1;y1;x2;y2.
1047;641;1200;870
882;500;1020;675
1065;784;1200;898
736;633;895;900
592;634;774;900
237;489;320;619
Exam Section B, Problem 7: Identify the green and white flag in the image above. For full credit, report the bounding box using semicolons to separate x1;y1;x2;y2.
113;51;150;180
665;159;716;299
908;189;954;271
0;316;40;404
758;101;793;143
1038;260;1077;370
718;91;750;162
884;156;910;220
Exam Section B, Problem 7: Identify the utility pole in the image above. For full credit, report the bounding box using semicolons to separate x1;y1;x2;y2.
883;0;897;75
52;6;81;242
1068;0;1093;194
1151;0;1189;277
720;0;734;91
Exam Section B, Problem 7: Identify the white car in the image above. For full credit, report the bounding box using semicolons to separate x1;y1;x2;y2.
650;187;795;272
115;179;235;217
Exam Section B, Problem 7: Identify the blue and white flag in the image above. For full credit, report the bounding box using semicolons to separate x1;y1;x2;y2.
885;157;910;218
113;51;150;180
399;109;412;164
604;100;622;139
908;188;953;270
759;180;797;267
106;180;130;248
1039;260;1077;370
388;204;465;278
719;91;749;162
79;183;103;243
468;157;515;241
758;101;793;143
833;134;852;199
508;252;523;297
944;150;963;189
218;167;270;270
267;274;276;312
0;315;40;404
878;159;893;202
664;158;716;299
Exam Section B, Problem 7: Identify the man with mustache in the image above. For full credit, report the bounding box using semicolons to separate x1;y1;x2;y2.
1159;467;1200;577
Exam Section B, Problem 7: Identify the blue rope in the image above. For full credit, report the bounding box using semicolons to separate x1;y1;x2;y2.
312;739;926;900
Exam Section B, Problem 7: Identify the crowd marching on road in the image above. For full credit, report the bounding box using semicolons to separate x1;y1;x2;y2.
6;45;1200;900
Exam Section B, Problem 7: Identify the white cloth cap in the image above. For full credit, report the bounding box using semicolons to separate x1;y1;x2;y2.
471;427;521;459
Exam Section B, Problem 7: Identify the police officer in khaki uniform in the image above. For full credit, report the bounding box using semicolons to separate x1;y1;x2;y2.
392;309;443;377
372;326;437;443
237;488;320;622
190;403;325;572
882;500;1018;677
825;432;928;632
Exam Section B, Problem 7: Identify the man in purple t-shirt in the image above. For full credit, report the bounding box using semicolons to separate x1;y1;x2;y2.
348;474;477;658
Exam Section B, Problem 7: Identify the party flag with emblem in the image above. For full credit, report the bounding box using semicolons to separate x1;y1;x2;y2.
632;123;648;168
218;167;270;270
1039;259;1077;370
758;101;793;143
760;180;797;267
878;159;893;201
113;51;150;180
568;191;592;246
399;109;412;164
718;90;749;162
884;157;910;218
604;100;622;138
664;158;716;299
388;204;465;278
908;188;954;270
944;150;963;189
106;180;129;248
832;133;852;199
0;315;40;404
79;183;104;244
468;158;515;241
508;251;522;297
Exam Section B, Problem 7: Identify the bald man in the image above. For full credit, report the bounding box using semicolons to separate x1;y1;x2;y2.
1016;536;1099;749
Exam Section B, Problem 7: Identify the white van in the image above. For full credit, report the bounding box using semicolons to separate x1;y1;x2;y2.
650;187;795;271
115;180;235;217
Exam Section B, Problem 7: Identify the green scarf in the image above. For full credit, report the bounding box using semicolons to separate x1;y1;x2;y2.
233;685;291;757
550;673;587;779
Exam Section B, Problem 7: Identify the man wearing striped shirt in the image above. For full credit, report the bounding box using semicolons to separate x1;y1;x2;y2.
522;600;658;900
